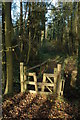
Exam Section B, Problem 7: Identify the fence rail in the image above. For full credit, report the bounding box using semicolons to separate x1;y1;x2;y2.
20;62;65;96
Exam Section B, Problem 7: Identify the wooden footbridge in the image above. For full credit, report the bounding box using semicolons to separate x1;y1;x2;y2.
20;63;65;96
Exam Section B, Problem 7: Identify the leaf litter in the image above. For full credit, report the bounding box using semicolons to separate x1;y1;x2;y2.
2;92;80;120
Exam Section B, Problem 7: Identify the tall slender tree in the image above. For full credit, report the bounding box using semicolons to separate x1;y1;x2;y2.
2;3;6;93
4;2;13;94
77;2;80;87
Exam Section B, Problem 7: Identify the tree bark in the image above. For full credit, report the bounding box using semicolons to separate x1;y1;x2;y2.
2;3;6;93
77;2;80;87
20;1;23;62
4;2;13;94
26;3;31;65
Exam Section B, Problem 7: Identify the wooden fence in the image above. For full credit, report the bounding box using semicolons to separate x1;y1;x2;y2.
20;63;65;96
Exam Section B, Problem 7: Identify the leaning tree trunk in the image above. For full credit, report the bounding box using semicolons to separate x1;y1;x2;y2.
4;2;13;94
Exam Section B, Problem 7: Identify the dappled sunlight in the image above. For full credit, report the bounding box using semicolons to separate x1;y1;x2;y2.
2;1;80;119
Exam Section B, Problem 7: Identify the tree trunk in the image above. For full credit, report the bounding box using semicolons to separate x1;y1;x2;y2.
20;1;23;61
70;12;74;55
77;2;80;87
0;3;2;98
2;3;6;93
26;3;31;65
4;2;13;94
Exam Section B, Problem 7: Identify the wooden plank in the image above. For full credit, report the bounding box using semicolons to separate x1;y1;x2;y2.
24;66;27;91
20;62;24;92
46;86;53;93
26;82;54;87
61;79;65;89
54;66;58;93
54;76;57;92
54;68;57;74
60;79;65;96
42;74;46;92
33;73;38;92
56;75;62;95
46;76;53;83
61;79;65;91
28;90;53;95
56;64;62;96
44;73;55;77
60;91;63;96
28;72;36;76
27;81;35;85
37;82;54;87
39;91;53;95
28;90;37;94
54;67;58;93
57;64;61;72
54;76;57;83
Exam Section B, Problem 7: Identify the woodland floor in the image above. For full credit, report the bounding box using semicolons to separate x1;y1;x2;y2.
2;92;80;120
2;56;80;120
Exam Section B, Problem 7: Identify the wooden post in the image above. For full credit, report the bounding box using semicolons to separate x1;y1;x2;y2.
57;64;61;72
54;76;57;94
33;73;38;92
20;62;24;92
60;79;65;96
54;68;57;94
24;66;27;92
56;64;62;96
42;73;46;92
54;68;57;74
